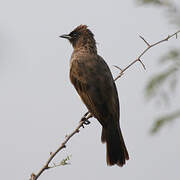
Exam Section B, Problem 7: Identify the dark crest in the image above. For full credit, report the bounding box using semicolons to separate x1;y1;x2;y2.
69;25;94;38
60;25;97;52
69;25;96;48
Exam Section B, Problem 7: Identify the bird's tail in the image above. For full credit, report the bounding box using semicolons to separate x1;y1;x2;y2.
101;122;129;166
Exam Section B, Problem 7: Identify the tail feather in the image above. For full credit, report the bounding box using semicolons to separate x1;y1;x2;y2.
101;123;129;166
101;127;106;143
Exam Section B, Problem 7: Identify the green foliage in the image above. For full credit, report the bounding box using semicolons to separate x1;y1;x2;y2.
160;49;180;64
50;155;71;169
136;0;180;26
137;0;165;6
60;155;71;165
136;0;180;133
145;49;180;133
151;110;180;133
145;49;180;101
145;66;178;99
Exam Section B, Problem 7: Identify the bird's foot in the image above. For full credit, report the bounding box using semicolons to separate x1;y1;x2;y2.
80;112;92;127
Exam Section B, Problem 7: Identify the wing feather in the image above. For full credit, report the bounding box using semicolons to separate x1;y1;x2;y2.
70;55;119;127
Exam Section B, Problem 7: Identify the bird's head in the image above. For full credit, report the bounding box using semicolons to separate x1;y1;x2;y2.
60;25;96;51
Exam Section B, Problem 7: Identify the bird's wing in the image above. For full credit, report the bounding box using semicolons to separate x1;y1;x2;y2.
70;55;119;127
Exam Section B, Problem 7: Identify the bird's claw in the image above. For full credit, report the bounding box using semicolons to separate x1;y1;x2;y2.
82;119;91;125
80;112;91;128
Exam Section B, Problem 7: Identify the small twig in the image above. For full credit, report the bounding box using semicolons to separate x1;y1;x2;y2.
113;65;124;80
30;114;91;180
138;58;146;70
48;155;71;169
139;35;150;47
30;30;180;180
114;30;180;81
113;65;123;72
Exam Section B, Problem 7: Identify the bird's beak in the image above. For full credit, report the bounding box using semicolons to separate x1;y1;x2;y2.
59;34;72;40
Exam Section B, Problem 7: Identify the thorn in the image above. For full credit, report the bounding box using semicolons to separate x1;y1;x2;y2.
113;65;124;78
113;65;123;72
139;35;150;47
138;58;146;70
176;33;178;39
167;35;170;40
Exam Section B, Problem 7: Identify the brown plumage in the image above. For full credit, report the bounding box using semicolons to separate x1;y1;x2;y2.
60;25;129;166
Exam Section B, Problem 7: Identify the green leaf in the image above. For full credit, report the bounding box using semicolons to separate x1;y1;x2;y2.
160;49;180;64
136;0;180;26
151;110;180;134
60;155;71;165
145;67;178;99
136;0;169;6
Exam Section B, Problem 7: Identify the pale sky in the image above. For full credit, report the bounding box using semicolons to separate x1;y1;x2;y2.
0;0;180;180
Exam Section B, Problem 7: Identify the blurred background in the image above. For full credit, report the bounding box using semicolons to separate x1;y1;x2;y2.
0;0;179;179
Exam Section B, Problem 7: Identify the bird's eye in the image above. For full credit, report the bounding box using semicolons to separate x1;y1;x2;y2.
69;31;78;40
72;32;77;37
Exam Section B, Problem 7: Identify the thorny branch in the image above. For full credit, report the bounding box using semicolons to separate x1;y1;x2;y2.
114;30;180;81
30;113;92;180
30;30;180;180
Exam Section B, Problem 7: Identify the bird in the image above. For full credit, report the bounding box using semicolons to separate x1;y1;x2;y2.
60;25;129;166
